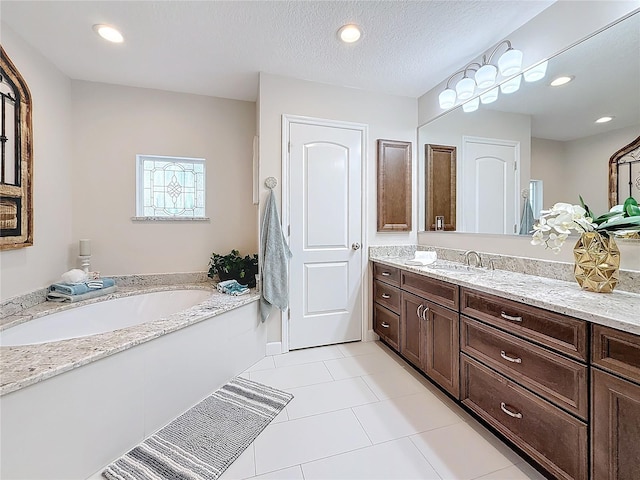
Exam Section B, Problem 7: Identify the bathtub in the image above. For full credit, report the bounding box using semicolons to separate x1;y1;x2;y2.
0;286;265;480
0;289;212;346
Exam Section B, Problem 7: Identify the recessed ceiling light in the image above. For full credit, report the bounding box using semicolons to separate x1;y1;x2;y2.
550;75;574;87
338;24;362;43
93;24;124;43
595;116;614;124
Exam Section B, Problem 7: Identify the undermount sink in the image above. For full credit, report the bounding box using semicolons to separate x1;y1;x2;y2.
426;262;479;274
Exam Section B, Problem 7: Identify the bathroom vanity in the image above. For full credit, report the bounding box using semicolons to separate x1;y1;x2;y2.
371;257;640;480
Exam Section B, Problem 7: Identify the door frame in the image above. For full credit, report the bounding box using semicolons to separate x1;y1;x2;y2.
281;114;368;353
460;136;521;233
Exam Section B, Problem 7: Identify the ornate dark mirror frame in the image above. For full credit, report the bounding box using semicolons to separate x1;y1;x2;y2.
0;46;33;250
609;135;640;209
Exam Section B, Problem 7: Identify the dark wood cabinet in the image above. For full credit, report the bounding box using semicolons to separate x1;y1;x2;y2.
591;368;640;480
425;302;460;398
400;292;426;369
461;355;588;480
591;325;640;480
370;260;640;480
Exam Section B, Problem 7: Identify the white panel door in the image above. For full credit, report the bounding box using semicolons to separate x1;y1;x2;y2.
462;137;519;234
287;121;363;350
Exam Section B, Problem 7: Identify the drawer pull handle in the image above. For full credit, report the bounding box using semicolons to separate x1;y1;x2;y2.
381;293;391;299
500;351;522;364
381;322;390;328
417;304;423;319
500;311;522;322
381;272;391;276
500;402;523;419
422;305;429;321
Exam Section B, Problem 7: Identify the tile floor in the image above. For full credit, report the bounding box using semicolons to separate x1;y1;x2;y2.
218;341;547;480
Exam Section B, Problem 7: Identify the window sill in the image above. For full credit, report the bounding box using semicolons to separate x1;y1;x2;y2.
131;216;210;222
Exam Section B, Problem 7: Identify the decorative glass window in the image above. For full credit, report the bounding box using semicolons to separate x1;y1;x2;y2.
135;155;207;220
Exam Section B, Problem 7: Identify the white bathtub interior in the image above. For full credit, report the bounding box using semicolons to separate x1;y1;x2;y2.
0;289;212;346
0;300;265;480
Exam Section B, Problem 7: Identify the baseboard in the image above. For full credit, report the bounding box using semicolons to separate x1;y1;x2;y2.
365;329;379;342
266;341;282;356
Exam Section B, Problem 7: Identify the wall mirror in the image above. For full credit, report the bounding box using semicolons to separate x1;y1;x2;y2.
0;46;33;249
419;12;639;237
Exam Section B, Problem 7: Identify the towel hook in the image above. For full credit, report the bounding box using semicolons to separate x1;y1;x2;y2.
265;177;278;189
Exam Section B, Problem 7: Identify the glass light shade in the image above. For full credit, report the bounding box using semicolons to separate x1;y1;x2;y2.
523;60;548;82
462;97;480;113
456;77;476;100
500;75;522;94
480;87;499;104
498;48;523;76
439;88;456;109
475;64;497;89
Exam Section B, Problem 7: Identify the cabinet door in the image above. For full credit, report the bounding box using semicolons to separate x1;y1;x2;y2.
592;368;640;480
400;292;426;369
425;302;460;399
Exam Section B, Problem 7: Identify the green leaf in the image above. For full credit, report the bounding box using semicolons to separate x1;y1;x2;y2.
578;195;593;219
623;196;638;208
593;211;624;224
626;203;640;217
597;215;640;231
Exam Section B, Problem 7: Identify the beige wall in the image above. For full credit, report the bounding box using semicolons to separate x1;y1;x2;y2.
71;81;257;277
530;137;566;209
0;24;74;300
563;125;639;216
258;73;418;344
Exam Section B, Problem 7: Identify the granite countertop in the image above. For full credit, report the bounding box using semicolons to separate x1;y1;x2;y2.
0;283;259;396
370;255;640;336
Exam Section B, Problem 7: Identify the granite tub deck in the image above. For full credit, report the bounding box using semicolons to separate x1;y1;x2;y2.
370;255;640;336
0;283;260;396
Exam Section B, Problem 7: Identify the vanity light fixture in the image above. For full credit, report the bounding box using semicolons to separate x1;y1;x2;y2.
93;24;124;43
462;97;480;113
338;24;362;43
523;60;548;82
500;75;522;94
480;87;499;104
595;116;614;123
438;39;525;110
550;75;574;87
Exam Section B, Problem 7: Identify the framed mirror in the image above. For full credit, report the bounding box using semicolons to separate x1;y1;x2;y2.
419;12;640;236
0;46;33;249
609;135;640;208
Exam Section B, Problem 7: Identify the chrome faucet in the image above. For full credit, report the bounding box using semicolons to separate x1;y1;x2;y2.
464;250;482;268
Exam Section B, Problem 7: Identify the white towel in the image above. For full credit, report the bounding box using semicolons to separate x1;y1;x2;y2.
405;250;437;266
259;189;292;322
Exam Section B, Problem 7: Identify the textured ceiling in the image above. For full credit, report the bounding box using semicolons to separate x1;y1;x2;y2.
0;0;554;101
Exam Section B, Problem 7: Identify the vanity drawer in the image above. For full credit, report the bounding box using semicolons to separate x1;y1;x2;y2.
401;270;459;310
373;280;401;314
373;303;399;351
592;324;640;384
460;288;587;362
373;263;400;287
461;316;587;419
461;355;588;480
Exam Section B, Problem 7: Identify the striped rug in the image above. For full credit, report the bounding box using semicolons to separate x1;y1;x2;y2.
103;377;293;480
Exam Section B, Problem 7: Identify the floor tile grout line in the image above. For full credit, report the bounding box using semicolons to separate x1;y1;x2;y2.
350;405;375;446
468;461;521;480
407;434;445;480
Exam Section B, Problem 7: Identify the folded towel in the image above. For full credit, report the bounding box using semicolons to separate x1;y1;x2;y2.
49;278;116;295
216;279;250;296
46;285;117;303
405;251;437;266
260;189;292;322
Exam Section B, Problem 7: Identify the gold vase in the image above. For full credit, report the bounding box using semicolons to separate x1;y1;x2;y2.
573;232;620;293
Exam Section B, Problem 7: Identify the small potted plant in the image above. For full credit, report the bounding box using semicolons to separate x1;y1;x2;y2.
208;249;258;287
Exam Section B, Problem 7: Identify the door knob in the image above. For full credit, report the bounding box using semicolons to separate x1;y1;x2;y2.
352;242;361;250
